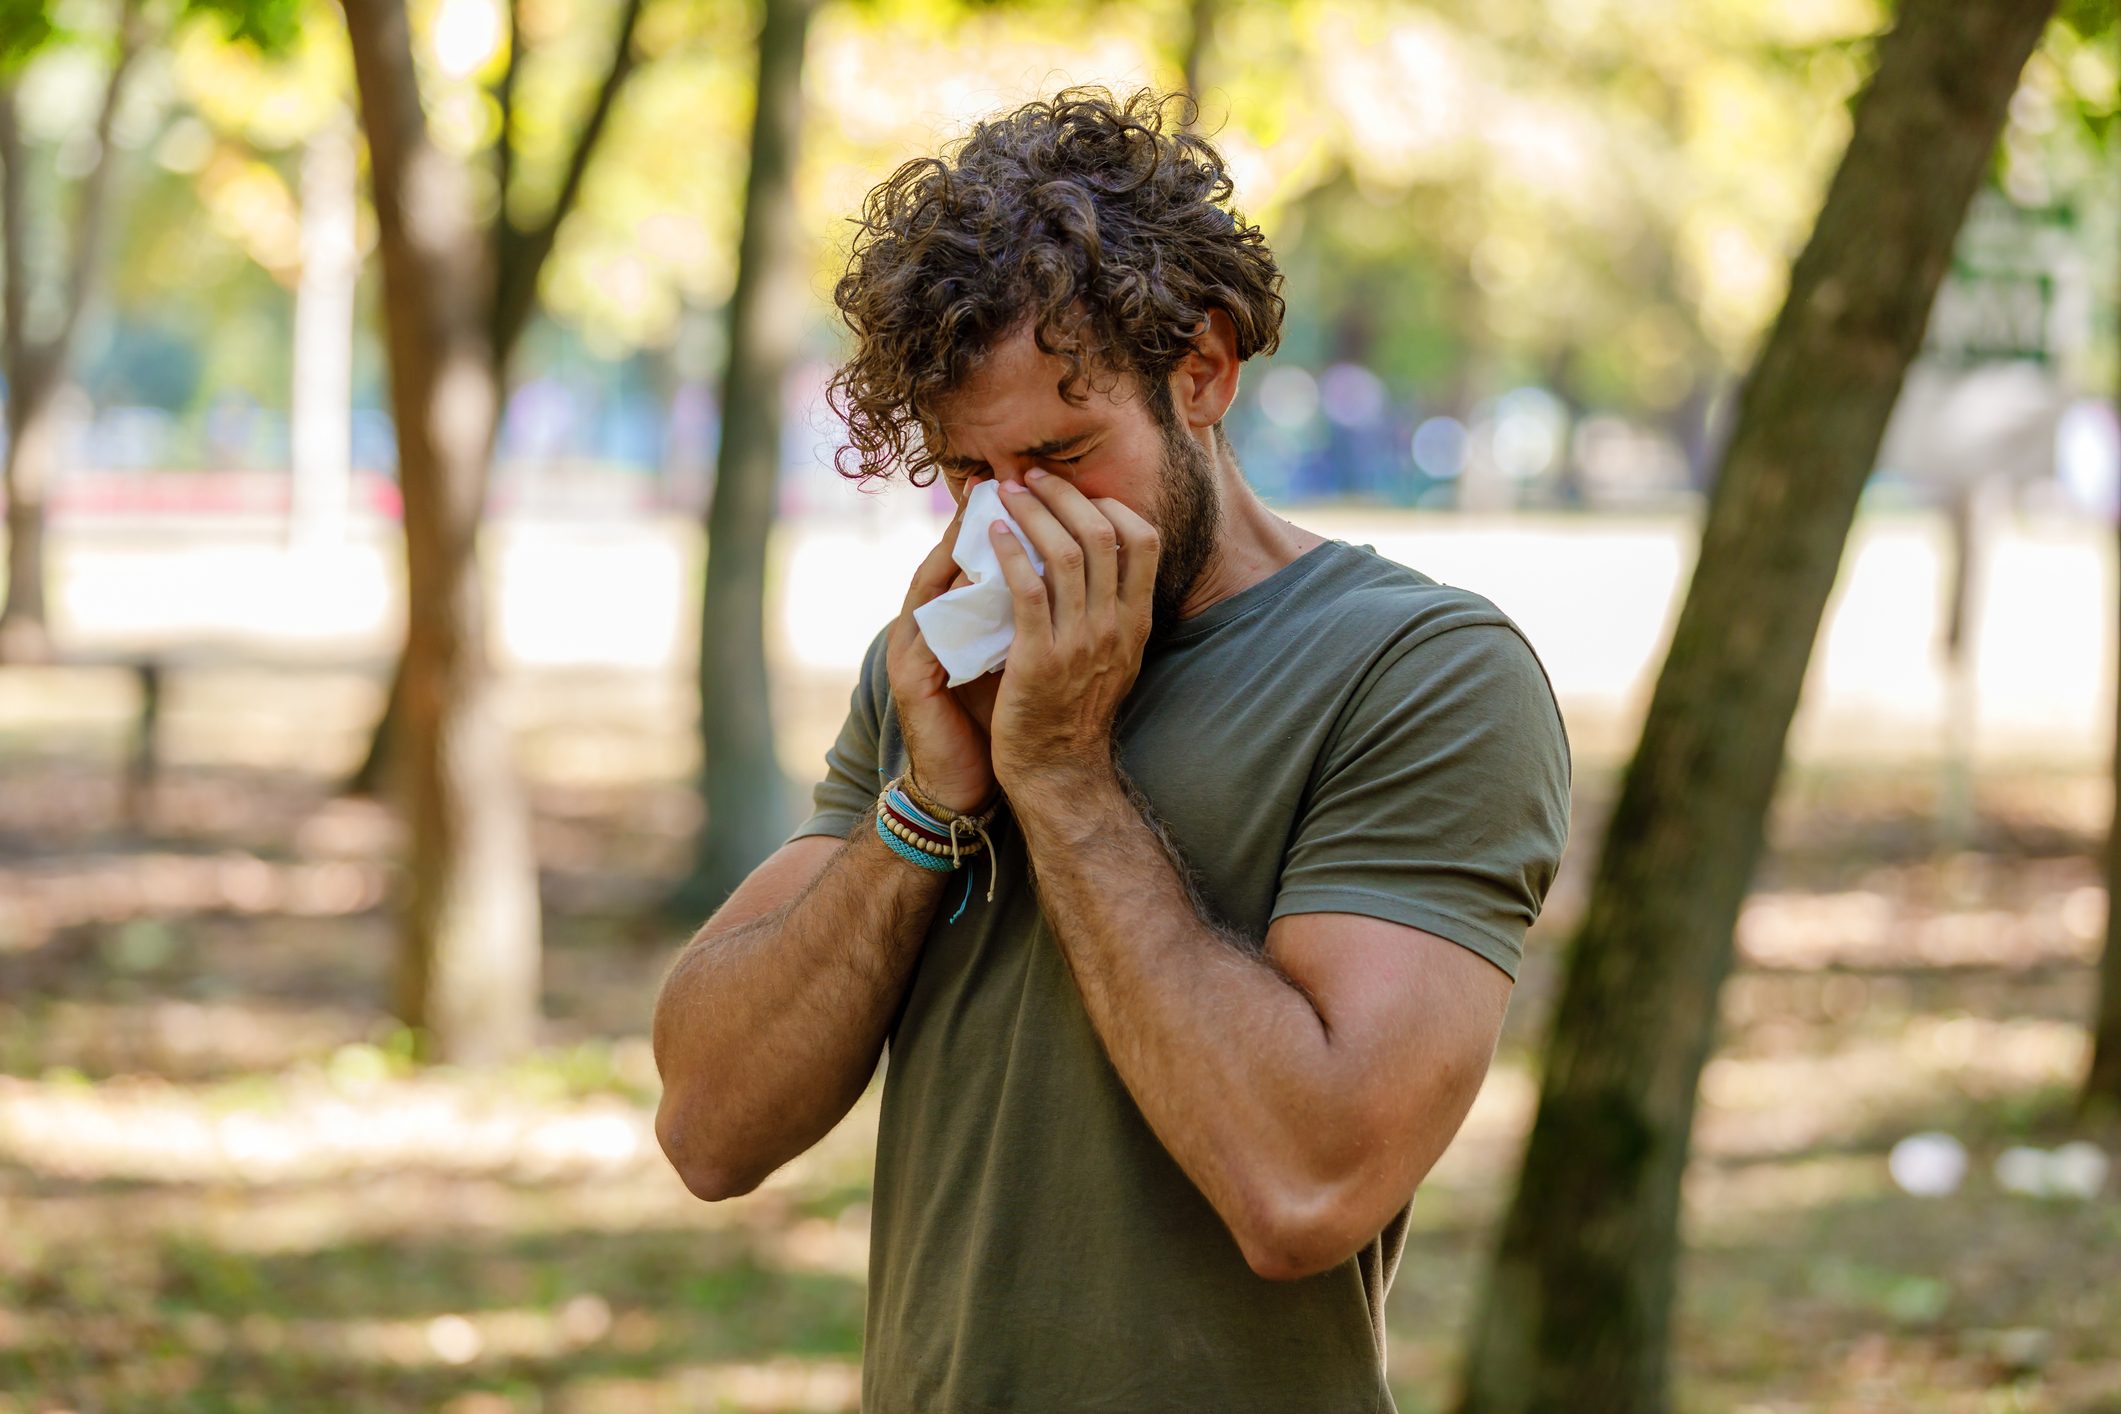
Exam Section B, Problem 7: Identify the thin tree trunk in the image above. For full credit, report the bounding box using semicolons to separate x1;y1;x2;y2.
1457;3;2053;1410
0;5;144;661
1;369;58;662
0;86;50;663
343;0;540;1064
2087;105;2121;1112
2091;503;2121;1105
676;0;815;914
1181;0;1216;126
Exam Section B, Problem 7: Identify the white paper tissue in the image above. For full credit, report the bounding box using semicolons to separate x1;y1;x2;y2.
912;479;1046;687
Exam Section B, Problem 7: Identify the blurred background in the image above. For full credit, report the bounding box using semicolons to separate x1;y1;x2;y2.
1;0;2118;1408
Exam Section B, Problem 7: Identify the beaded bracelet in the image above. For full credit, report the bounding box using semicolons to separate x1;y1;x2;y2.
874;773;1001;905
874;813;955;873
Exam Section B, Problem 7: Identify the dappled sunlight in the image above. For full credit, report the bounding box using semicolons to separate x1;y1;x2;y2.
0;1068;655;1186
1695;1020;2088;1163
0;850;386;954
1;998;380;1080
4;700;2115;1409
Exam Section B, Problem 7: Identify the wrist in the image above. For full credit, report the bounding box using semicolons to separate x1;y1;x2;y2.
1003;757;1130;846
904;766;998;818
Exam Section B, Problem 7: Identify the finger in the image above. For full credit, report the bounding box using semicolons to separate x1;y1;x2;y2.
901;503;969;614
1026;470;1118;618
999;479;1085;627
989;518;1055;653
887;607;946;688
1094;497;1161;623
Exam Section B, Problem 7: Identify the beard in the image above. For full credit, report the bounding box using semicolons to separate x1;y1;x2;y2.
1147;415;1223;637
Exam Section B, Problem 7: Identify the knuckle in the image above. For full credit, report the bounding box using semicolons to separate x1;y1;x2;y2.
1056;547;1086;573
1087;523;1117;551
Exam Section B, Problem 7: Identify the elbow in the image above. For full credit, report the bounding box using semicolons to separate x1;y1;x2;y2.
1237;1210;1359;1283
1233;1173;1398;1283
655;1089;768;1203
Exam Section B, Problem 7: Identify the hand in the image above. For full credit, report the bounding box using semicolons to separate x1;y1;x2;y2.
986;470;1159;799
886;505;997;813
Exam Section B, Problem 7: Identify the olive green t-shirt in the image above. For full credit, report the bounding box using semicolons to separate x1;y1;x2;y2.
792;538;1570;1413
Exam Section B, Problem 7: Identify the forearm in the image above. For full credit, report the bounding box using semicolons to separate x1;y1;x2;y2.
1013;769;1361;1247
652;824;947;1198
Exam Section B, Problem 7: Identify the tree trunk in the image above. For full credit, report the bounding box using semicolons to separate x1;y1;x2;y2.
343;0;541;1064
2090;524;2121;1107
2087;122;2121;1113
342;0;645;799
0;85;50;663
675;0;815;915
1456;3;2053;1410
0;368;58;663
345;654;403;795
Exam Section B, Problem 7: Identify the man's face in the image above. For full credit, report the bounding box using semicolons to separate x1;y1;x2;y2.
930;322;1222;632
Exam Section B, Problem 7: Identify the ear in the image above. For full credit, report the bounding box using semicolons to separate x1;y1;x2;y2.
1168;307;1242;436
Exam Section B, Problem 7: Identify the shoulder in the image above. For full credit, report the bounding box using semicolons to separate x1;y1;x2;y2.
1305;547;1568;770
1302;541;1518;645
1301;543;1551;690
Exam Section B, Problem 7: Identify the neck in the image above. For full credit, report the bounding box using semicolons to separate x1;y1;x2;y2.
1175;440;1326;620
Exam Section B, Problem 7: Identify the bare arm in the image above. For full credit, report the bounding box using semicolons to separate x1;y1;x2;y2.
651;825;947;1200
654;501;995;1201
1012;768;1509;1280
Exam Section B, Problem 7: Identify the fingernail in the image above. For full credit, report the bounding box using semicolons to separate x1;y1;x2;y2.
1025;468;1046;481
1002;480;1028;493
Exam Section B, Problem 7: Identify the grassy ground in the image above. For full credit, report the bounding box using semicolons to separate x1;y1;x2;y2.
1;681;2117;1412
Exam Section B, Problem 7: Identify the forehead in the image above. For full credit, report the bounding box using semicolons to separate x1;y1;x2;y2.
928;322;1146;462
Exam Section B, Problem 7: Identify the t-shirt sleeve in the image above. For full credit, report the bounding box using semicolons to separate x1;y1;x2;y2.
1269;621;1571;979
787;630;890;845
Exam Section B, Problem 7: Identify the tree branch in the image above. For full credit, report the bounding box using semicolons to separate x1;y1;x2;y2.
489;0;646;366
53;0;152;365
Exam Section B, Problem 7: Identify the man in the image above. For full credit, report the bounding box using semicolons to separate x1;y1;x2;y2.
653;88;1570;1412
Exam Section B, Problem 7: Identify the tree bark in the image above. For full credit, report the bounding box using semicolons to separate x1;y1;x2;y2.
1456;3;2054;1410
674;0;815;914
343;0;541;1064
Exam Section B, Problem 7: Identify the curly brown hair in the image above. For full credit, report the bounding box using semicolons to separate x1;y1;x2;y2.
826;87;1285;487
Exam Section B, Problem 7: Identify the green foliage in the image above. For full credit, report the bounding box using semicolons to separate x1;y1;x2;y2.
0;0;301;67
0;0;60;68
182;0;304;50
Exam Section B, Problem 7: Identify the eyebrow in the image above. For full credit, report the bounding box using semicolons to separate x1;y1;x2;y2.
938;430;1095;472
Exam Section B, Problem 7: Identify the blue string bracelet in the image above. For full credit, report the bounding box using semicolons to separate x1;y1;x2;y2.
873;774;1003;914
876;811;954;872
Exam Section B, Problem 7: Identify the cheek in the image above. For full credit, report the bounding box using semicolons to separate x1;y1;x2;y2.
1069;467;1160;526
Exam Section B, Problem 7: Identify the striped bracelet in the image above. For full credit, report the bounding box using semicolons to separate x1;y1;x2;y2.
873;773;1002;904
